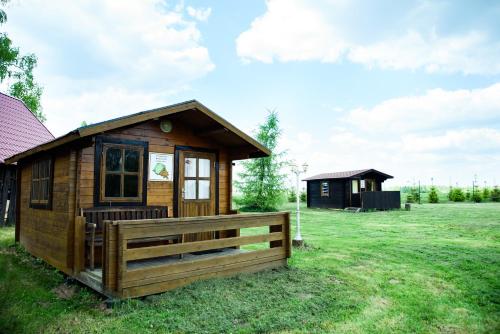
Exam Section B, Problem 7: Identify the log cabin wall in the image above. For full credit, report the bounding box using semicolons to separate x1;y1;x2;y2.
77;119;232;217
18;148;77;275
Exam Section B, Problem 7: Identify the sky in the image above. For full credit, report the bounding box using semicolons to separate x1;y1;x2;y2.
3;0;500;188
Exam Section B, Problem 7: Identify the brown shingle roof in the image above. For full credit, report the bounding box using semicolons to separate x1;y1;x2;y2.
0;92;54;164
303;169;393;181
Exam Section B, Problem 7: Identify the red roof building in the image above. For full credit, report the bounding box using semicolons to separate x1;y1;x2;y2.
0;92;54;164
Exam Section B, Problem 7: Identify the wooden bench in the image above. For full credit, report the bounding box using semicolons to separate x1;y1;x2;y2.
82;206;171;269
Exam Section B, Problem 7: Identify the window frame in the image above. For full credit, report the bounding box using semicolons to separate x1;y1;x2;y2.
30;157;54;209
183;156;212;201
320;181;330;197
352;179;359;194
94;136;148;207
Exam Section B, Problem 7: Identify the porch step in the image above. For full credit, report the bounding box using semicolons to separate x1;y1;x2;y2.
344;207;361;213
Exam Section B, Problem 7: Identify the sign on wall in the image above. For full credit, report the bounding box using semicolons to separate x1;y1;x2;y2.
149;152;174;181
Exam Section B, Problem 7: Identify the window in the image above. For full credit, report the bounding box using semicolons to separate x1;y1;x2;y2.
184;157;211;200
360;179;366;189
95;136;148;206
101;145;143;201
321;181;329;197
30;158;53;209
352;180;359;194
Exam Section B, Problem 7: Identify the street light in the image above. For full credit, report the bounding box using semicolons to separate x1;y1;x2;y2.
291;161;308;247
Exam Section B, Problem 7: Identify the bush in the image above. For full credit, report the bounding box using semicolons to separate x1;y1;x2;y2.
491;187;500;202
300;191;307;202
428;186;439;203
288;189;296;203
449;188;465;202
406;193;415;203
482;188;490;200
471;191;482;203
465;189;471;201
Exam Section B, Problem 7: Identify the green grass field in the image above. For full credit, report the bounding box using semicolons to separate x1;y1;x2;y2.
1;203;499;333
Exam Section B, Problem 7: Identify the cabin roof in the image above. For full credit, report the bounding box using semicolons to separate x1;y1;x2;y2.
0;92;54;164
5;100;271;163
303;169;394;181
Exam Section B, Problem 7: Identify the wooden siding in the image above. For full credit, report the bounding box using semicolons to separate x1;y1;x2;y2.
307;179;346;209
18;149;76;274
102;212;290;298
77;119;232;217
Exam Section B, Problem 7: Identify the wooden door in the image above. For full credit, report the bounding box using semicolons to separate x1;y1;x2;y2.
178;150;216;242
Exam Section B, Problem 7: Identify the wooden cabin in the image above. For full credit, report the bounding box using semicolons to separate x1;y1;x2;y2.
5;100;291;299
0;92;54;226
304;169;400;210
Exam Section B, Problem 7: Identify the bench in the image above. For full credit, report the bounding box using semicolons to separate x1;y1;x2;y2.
82;206;173;269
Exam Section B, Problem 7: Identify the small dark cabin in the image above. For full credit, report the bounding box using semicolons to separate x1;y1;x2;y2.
304;169;400;210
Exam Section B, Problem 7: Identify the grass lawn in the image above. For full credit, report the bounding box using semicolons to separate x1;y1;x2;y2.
1;203;499;333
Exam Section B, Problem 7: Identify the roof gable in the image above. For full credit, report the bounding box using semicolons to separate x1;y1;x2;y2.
0;92;54;164
5;100;270;163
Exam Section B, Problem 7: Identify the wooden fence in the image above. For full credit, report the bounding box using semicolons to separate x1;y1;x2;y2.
361;191;401;210
102;212;290;298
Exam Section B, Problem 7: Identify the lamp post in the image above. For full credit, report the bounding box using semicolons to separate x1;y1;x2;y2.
291;162;308;247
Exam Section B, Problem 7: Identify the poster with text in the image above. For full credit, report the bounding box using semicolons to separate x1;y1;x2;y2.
149;152;173;181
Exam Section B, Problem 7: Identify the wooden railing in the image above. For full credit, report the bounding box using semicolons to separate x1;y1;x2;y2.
361;191;401;210
81;206;168;269
102;212;290;298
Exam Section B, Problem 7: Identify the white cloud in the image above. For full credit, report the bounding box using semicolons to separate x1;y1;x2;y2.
4;0;214;135
346;83;500;134
279;83;500;187
236;0;346;64
236;0;500;75
187;6;212;22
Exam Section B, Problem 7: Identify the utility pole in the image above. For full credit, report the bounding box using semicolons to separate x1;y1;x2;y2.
291;162;308;247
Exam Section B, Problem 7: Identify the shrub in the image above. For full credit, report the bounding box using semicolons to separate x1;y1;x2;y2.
406;193;415;203
465;189;471;201
428;186;439;203
449;188;465;202
288;189;296;203
482;188;490;200
471;191;482;203
300;191;307;202
491;187;500;202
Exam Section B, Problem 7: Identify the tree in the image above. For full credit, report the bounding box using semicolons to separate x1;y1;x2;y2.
235;110;287;211
428;186;439;203
0;1;45;121
449;188;465;202
471;191;482;203
482;187;490;201
491;186;500;202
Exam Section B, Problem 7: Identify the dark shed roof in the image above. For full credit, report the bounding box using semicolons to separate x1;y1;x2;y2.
303;169;393;181
0;92;54;164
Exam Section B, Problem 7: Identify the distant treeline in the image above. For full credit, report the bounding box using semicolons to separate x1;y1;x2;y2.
401;185;500;204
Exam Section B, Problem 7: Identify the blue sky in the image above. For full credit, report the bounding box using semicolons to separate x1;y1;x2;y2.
3;0;500;187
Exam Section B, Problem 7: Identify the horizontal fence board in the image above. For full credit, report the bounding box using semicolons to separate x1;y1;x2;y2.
125;232;284;261
124;247;285;283
122;259;286;298
118;217;284;240
122;253;285;288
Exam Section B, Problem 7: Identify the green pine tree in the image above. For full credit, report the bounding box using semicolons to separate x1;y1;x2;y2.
428;186;439;203
235;110;287;211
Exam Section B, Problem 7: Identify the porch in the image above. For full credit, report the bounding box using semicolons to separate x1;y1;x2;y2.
74;211;291;299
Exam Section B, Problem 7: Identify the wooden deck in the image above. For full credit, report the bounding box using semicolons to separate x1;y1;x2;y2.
76;212;290;299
